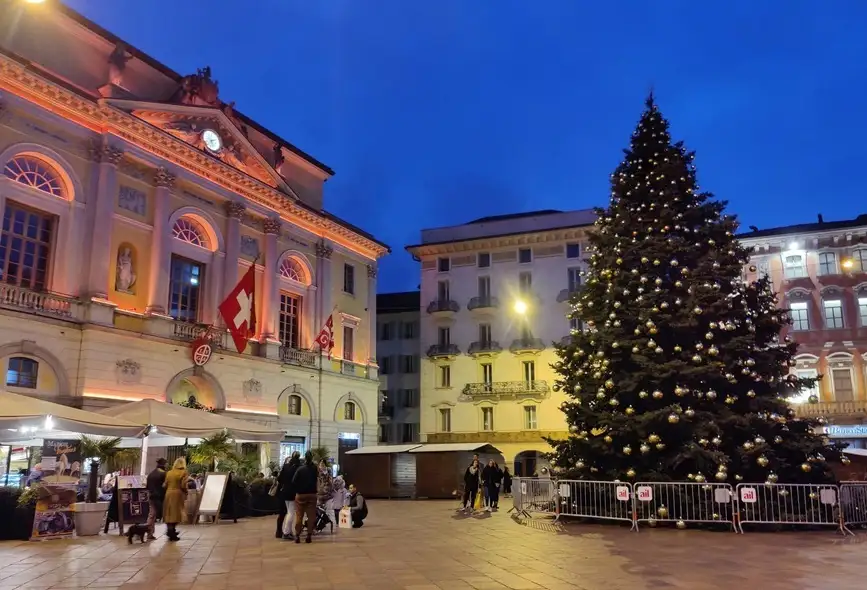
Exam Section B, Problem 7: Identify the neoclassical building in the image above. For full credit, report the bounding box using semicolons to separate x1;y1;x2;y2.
0;2;388;468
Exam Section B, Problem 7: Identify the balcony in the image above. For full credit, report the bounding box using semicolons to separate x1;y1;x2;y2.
467;296;500;315
0;285;79;319
426;343;461;359
467;340;503;357
171;322;228;349
793;400;867;419
459;380;550;402
280;347;318;368
426;299;459;317
509;337;546;354
557;288;580;303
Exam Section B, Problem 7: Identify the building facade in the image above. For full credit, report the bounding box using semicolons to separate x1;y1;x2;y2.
741;214;867;449
406;210;594;475
0;3;388;469
376;291;421;444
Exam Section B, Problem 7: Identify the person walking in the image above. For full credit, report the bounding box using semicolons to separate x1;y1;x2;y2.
291;451;318;543
347;484;367;528
331;474;347;525
317;460;334;530
481;459;502;511
502;466;513;497
162;458;189;542
145;458;167;540
461;458;481;513
275;452;300;539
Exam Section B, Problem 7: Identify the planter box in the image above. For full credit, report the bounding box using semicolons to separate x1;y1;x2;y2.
73;501;108;536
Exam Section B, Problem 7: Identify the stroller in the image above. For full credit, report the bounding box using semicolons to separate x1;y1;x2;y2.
303;505;333;534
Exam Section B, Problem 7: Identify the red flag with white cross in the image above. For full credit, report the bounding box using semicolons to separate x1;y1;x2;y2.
218;264;256;354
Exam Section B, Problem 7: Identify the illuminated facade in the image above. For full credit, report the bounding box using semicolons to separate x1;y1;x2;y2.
0;3;388;467
406;210;594;475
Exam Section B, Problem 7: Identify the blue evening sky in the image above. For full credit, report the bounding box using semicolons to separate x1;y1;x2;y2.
65;0;867;293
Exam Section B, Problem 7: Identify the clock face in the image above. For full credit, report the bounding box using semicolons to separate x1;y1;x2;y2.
202;129;222;152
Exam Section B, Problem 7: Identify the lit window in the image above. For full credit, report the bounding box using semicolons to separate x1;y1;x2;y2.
518;248;532;264
168;256;203;322
831;368;854;402
3;156;64;198
278;293;301;348
783;254;806;279
482;407;494;431
823;299;844;329
172;217;209;248
566;243;581;259
523;360;536;383
439;365;451;388
438;257;450;272
790;369;819;403
481;362;493;387
789;302;810;331
344;401;356;420
279;258;305;282
860;298;867;326
0;202;54;291
6;357;38;389
523;405;537;430
287;395;302;416
439;408;451;432
342;326;354;361
854;250;867;272
818;252;837;276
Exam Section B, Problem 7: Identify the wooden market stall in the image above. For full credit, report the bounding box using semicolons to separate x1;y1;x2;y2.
411;443;504;499
342;444;421;498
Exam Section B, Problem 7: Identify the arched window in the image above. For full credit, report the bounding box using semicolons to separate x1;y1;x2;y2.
343;401;356;420
287;394;302;416
3;156;65;198
6;356;38;389
279;258;305;282
172;217;209;248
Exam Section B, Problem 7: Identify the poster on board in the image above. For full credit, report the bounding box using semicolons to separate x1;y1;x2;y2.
40;440;82;483
30;483;77;541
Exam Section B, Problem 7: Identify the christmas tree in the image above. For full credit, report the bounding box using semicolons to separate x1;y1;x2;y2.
548;96;848;486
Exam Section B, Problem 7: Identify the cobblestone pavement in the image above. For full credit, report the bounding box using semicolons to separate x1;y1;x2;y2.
1;501;865;590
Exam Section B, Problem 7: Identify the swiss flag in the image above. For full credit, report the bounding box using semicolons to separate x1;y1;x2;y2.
315;314;335;359
218;264;256;354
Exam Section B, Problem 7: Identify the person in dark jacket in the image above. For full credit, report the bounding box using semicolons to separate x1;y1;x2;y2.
347;484;367;528
145;458;167;540
481;460;503;511
275;452;301;539
461;458;481;513
502;466;513;497
291;451;318;543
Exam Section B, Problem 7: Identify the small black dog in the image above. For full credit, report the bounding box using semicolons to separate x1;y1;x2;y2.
126;524;149;544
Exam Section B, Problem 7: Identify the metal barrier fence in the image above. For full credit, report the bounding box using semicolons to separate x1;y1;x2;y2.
508;478;867;534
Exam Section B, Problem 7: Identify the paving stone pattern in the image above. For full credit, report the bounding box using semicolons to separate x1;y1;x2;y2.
1;501;865;590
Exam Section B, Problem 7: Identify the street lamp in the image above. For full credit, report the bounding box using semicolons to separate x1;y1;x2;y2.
513;300;527;315
842;258;854;271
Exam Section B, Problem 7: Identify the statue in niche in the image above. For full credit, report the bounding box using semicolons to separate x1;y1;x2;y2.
107;43;132;88
115;247;136;293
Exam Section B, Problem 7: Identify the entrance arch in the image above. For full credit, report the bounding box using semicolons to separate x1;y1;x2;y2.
165;368;226;410
514;450;542;477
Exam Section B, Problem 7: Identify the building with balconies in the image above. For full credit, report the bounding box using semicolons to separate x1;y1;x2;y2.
376;292;421;444
741;214;867;450
0;3;389;469
406;209;594;475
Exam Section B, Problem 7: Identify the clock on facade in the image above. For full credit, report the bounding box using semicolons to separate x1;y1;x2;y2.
201;129;222;152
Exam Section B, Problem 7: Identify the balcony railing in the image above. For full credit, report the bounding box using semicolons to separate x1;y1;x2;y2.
468;340;503;355
426;299;459;314
280;347;317;367
509;337;546;353
459;380;549;401
171;322;228;349
467;296;500;311
793;400;867;418
427;343;461;358
0;285;77;318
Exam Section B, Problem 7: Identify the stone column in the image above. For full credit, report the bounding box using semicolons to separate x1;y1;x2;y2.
86;142;123;300
260;217;282;360
366;263;378;367
315;240;334;330
146;167;175;316
223;201;245;300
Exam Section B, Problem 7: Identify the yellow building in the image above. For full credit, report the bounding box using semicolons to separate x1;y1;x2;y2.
0;2;388;468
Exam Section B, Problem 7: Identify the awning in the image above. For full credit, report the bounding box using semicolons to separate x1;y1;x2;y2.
409;443;501;453
99;399;284;442
0;391;147;438
346;444;421;455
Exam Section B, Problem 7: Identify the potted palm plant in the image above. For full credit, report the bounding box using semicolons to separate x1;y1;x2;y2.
189;431;234;472
74;435;121;536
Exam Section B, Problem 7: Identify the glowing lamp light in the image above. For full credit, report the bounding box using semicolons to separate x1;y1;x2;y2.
788;242;799;251
44;415;54;431
842;258;854;271
513;300;528;315
24;0;47;4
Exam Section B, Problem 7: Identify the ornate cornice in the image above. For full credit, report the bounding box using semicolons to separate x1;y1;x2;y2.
87;141;124;165
262;217;282;236
407;226;589;257
225;200;246;220
315;240;333;260
153;166;176;188
0;53;387;260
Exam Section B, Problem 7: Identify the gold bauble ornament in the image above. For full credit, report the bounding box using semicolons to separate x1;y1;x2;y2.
603;435;613;444
667;413;680;424
623;445;632;455
800;463;812;473
639;390;649;399
648;434;660;444
676;519;686;530
842;456;851;465
757;455;769;467
609;398;619;407
639;443;650;454
684;408;695;418
715;471;727;481
652;390;664;399
626;468;636;478
625;406;635;416
647;518;657;527
657;506;668;518
656;443;666;450
576;460;585;469
605;379;615;389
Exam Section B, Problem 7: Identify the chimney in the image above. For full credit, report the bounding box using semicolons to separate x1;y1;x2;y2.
818;213;824;224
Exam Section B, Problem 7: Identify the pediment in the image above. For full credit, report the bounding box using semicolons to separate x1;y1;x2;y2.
105;99;288;192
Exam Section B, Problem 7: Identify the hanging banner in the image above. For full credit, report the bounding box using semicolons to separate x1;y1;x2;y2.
30;483;77;541
40;439;82;483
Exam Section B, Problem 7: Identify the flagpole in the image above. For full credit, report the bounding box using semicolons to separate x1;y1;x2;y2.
315;304;337;448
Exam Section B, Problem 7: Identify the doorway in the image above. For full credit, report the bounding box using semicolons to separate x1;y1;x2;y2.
514;450;539;477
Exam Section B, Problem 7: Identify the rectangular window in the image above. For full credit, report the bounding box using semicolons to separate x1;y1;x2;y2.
379;322;392;341
378;424;389;443
437;326;450;346
168;255;204;322
438;257;450;272
478;276;491;299
568;268;582;292
481;362;493;386
343;263;355;294
783;254;807;279
818;252;837;276
0;202;54;292
518;248;532;264
6;357;38;388
278;292;301;348
789;302;810;331
823;299;844;329
566;243;581;259
519;271;532;293
439;365;451;388
343;325;354;361
478;323;492;345
831;368;854;402
378;356;392;375
855;250;867;272
794;368;819;403
437;280;450;302
478;252;491;268
401;423;416;443
400;355;418;374
859;298;867;326
482;407;494;431
523;360;535;383
523;405;537;430
569;316;583;332
401;321;417;339
439;408;451;432
402;389;416;408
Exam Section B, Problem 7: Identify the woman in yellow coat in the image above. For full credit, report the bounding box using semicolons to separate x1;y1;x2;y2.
162;458;189;541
